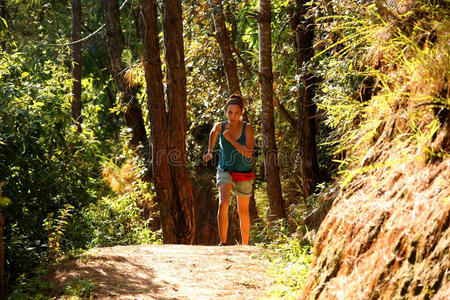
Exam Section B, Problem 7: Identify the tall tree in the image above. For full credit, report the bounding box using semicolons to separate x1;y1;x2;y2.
102;0;148;150
258;0;286;220
0;0;7;50
70;0;82;133
139;0;176;244
279;0;320;198
0;207;3;299
211;0;241;95
163;0;195;244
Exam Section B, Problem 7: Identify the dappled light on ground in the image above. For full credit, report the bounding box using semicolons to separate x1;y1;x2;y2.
47;244;272;299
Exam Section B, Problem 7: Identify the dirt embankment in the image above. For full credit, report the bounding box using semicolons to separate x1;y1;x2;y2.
47;244;272;299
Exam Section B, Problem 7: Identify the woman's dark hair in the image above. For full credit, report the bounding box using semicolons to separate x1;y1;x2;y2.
225;94;244;112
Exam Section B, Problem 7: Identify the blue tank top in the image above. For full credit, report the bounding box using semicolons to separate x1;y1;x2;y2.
218;121;253;172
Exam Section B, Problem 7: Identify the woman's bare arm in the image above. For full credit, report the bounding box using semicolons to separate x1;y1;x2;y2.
203;122;221;162
223;123;254;158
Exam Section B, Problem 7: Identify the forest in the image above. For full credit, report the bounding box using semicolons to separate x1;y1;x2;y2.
0;0;449;299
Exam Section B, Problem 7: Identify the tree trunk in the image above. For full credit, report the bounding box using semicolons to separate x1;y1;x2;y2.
0;0;7;50
131;3;141;44
102;0;148;151
0;0;5;20
71;0;82;133
211;0;241;95
299;73;320;198
0;209;4;300
293;0;320;198
139;0;176;244
163;0;195;244
258;0;286;220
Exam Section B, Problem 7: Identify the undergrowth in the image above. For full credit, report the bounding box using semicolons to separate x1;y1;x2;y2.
251;189;313;299
251;218;312;299
8;158;162;299
314;0;449;186
264;239;312;299
64;158;162;251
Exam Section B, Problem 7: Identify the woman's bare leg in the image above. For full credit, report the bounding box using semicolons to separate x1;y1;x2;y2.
218;183;232;244
237;195;250;245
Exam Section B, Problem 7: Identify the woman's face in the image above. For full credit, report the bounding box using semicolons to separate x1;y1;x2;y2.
226;104;242;124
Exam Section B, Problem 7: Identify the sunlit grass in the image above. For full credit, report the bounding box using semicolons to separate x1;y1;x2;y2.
261;237;312;299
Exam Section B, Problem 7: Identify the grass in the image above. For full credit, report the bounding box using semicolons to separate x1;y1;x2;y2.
63;277;97;299
261;237;312;299
251;181;314;298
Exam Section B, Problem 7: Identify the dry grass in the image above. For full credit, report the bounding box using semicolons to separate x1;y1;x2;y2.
101;160;138;195
300;2;450;299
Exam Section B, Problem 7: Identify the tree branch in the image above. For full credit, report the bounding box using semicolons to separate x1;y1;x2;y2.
274;96;299;133
231;43;261;77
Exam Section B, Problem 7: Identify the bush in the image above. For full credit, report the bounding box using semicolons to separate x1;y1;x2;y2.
68;192;162;249
0;49;104;285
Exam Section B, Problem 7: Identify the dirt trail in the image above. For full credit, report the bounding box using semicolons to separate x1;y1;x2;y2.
48;244;273;299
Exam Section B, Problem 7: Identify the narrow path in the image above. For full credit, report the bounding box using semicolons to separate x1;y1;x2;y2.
48;244;273;299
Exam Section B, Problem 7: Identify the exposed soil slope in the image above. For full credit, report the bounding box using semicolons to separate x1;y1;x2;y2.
301;153;449;299
47;244;272;299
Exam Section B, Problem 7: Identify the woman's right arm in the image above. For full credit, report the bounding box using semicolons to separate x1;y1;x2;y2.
203;122;221;162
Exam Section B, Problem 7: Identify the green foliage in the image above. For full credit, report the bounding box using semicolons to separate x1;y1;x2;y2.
0;182;12;207
63;277;97;299
0;47;105;284
1;0;160;290
251;218;290;245
251;218;312;299
312;0;450;178
250;188;313;298
69;192;162;249
43;204;74;259
265;239;312;299
8;269;54;300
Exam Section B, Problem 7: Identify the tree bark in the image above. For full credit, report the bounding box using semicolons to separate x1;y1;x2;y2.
0;209;4;300
211;0;241;95
102;0;148;150
0;0;5;20
139;0;176;244
293;0;321;197
0;0;7;50
163;0;195;244
71;0;82;133
258;0;286;220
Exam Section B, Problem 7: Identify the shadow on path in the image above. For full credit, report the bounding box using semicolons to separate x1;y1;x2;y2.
47;244;271;300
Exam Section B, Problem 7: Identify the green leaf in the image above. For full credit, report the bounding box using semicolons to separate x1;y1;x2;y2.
0;196;11;207
0;17;7;29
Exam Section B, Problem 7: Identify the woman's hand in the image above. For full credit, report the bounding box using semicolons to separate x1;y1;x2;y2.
243;146;252;159
223;130;232;142
203;152;213;162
